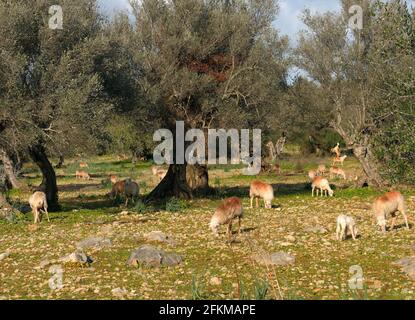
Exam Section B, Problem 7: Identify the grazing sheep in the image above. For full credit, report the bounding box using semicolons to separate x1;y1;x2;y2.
274;164;281;175
317;164;326;176
330;167;346;180
210;197;243;240
373;191;409;232
76;170;90;180
249;180;274;209
109;174;118;184
124;179;139;206
331;142;341;158
311;177;334;197
110;180;126;200
79;162;88;168
29;191;50;223
308;170;317;180
117;154;129;161
332;155;347;166
336;215;357;240
156;169;168;181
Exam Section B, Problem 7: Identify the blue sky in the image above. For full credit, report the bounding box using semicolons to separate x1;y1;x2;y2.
98;0;342;42
99;1;415;43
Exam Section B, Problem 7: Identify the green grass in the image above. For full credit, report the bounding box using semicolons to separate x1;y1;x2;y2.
1;155;415;300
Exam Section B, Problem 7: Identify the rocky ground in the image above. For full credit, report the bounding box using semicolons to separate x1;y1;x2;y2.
1;155;415;300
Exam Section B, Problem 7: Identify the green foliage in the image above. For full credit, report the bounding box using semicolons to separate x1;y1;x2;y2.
293;0;415;185
139;181;148;194
368;0;415;184
165;198;188;212
213;177;221;187
134;200;148;214
237;279;270;300
191;275;206;300
253;279;270;300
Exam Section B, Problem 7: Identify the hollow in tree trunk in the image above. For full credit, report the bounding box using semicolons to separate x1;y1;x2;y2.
352;143;385;188
332;123;386;187
147;164;209;201
29;145;60;211
55;154;65;168
0;149;22;189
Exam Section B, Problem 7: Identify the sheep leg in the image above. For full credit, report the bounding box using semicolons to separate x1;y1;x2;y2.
311;187;314;197
340;226;345;240
238;217;242;235
351;226;357;240
400;208;410;229
336;224;340;240
250;196;254;209
227;222;233;240
43;207;50;222
390;214;397;231
33;208;39;224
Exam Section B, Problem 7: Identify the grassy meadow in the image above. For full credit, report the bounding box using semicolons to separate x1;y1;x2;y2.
1;152;415;300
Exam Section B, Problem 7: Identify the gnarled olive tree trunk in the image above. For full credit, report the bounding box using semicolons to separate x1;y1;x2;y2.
29;144;60;211
332;118;385;188
0;149;23;189
352;141;384;187
147;163;209;200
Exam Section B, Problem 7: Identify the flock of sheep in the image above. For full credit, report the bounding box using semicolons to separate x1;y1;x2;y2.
28;162;165;223
28;155;410;244
209;155;410;242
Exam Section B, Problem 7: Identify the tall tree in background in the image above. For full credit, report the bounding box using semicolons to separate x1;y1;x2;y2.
295;0;384;186
294;0;415;186
0;0;115;209
124;0;288;199
368;0;415;184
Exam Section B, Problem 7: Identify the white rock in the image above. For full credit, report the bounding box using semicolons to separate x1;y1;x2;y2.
112;288;128;297
210;277;222;286
0;251;10;261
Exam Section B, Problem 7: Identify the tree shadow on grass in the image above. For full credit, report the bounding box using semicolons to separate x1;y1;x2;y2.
58;183;104;192
207;182;311;200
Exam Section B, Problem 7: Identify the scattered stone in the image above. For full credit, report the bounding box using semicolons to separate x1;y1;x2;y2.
0;251;10;261
111;287;128;297
393;256;415;280
0;208;16;222
284;235;296;242
38;259;51;269
369;279;383;289
76;237;112;250
59;250;93;265
251;251;295;266
127;245;182;268
120;211;129;216
27;224;39;232
144;231;175;245
100;225;113;235
304;225;328;234
210;277;222;286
